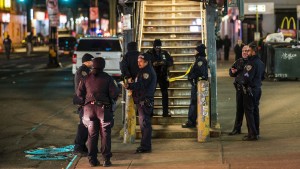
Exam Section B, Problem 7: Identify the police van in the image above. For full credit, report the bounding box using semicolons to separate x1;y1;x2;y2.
72;36;123;80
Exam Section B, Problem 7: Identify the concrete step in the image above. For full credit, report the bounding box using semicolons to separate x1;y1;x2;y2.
137;116;187;125
136;125;197;139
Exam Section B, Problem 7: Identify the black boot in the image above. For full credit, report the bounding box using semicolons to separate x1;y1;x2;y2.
89;158;100;167
103;158;112;167
228;129;241;135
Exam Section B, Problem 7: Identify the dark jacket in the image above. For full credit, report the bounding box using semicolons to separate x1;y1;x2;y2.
234;44;244;60
77;71;120;105
128;63;157;104
74;64;91;91
120;50;140;80
147;49;173;78
188;53;208;82
229;57;248;85
242;55;265;88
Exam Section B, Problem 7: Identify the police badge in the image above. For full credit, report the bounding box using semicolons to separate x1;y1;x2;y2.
198;61;203;67
246;65;252;71
81;71;87;76
143;73;149;79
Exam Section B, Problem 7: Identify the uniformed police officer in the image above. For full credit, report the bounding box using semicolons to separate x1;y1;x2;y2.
77;57;120;167
123;53;157;153
228;45;249;135
73;53;94;155
242;43;265;141
182;44;208;128
120;41;140;82
147;39;173;117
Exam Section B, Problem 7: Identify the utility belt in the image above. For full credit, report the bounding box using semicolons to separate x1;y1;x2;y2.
90;101;111;109
234;83;243;90
241;85;253;97
139;98;154;108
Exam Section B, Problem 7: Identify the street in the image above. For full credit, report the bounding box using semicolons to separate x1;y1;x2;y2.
0;52;79;168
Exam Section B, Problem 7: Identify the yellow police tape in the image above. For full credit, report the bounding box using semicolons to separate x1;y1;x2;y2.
168;64;193;82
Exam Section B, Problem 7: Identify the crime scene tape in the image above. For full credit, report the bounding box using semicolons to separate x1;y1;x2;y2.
168;63;193;82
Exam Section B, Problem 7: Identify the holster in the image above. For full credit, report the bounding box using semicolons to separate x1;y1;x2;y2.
90;101;111;109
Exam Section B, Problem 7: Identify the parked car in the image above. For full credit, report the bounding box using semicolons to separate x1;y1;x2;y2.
58;36;77;57
72;36;123;80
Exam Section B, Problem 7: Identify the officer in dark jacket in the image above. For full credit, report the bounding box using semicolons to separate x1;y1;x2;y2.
124;53;157;153
120;41;140;82
228;45;249;135
73;53;94;155
182;44;208;128
147;39;173;117
77;57;120;167
242;43;265;141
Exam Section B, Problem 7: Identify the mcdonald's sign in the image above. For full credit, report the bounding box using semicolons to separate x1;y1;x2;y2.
279;17;297;38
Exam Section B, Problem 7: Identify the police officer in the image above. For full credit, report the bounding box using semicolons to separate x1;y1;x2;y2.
120;41;140;82
73;53;94;155
242;43;265;141
123;53;157;153
147;39;173;117
77;57;120;166
182;44;208;128
228;45;249;135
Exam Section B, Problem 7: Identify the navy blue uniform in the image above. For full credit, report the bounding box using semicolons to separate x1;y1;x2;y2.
229;58;248;134
186;53;208;126
73;64;90;153
147;49;173;116
242;55;265;138
77;71;120;162
127;63;157;151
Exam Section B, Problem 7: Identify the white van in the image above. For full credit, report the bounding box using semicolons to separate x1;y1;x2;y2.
72;36;123;80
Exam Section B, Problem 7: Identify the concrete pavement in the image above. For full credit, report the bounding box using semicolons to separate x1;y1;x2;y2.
71;53;300;169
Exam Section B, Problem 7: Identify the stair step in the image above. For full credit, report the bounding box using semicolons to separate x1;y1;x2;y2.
137;116;187;125
141;46;196;49
154;96;190;99
154;105;189;109
143;31;201;34
145;4;200;7
145;10;201;13
136;125;197;139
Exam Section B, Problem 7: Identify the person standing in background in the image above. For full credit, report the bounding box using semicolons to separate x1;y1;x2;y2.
223;35;231;61
3;35;12;60
234;39;244;61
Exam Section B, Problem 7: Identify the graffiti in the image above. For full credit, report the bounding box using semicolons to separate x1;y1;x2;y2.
281;52;297;60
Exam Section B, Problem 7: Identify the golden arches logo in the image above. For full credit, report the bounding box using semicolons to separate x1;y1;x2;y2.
281;17;296;29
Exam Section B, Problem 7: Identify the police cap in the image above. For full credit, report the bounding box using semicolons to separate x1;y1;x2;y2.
127;41;137;51
153;39;162;47
82;53;94;63
195;44;206;53
93;57;105;70
138;53;151;62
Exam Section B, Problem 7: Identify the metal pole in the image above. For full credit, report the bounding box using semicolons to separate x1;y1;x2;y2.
206;4;218;127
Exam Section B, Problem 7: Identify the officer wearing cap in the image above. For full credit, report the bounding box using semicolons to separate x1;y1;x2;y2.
182;43;208;128
120;41;140;82
77;57;120;167
73;53;94;155
123;53;157;153
147;39;173;117
228;45;249;135
242;42;265;141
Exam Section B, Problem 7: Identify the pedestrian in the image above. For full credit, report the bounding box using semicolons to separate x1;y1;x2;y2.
223;35;231;61
120;41;140;82
3;35;12;60
182;44;208;128
26;32;33;56
123;53;157;153
234;39;244;61
242;43;265;141
77;57;120;167
228;45;249;135
216;35;223;60
147;39;173;117
72;53;94;156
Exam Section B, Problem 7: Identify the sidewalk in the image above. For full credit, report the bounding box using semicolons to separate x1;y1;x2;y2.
72;53;300;169
0;46;48;61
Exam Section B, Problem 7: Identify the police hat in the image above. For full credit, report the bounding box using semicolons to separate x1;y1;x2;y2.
93;57;105;70
153;39;162;47
195;44;206;53
82;53;94;63
138;53;151;62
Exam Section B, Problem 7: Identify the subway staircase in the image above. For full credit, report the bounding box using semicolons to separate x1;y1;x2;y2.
137;0;206;138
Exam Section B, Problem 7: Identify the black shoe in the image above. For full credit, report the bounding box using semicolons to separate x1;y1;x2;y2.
242;135;258;141
89;159;100;167
73;149;88;157
182;122;196;128
103;159;112;167
135;147;151;153
228;129;241;135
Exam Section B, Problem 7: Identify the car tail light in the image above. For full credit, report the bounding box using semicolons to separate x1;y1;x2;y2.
72;54;77;64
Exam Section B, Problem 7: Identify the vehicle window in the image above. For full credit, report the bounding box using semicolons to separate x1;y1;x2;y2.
77;39;121;51
59;37;77;47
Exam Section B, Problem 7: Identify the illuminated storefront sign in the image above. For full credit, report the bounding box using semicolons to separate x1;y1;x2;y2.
244;2;274;14
2;13;10;23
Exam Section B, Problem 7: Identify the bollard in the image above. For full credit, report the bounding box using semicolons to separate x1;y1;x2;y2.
123;90;136;143
197;80;210;142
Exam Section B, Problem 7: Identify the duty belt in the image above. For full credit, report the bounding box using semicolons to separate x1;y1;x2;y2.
90;101;111;109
